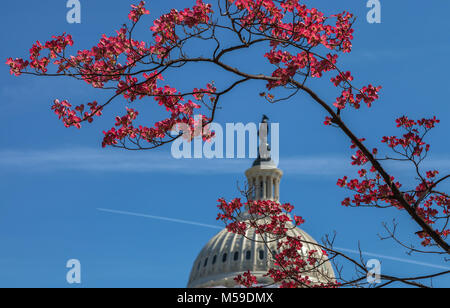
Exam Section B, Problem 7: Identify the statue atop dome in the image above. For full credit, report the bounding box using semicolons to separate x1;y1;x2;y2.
252;115;272;167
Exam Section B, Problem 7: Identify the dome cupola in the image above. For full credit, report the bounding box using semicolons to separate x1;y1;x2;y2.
246;115;282;202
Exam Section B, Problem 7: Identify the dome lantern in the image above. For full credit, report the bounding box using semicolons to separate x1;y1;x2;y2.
245;115;282;202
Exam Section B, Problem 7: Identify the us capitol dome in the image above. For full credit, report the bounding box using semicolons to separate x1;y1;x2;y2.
187;116;335;288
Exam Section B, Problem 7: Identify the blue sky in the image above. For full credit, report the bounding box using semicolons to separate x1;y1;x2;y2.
0;0;449;287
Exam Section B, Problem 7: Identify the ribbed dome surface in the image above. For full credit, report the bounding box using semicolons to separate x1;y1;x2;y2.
187;220;335;288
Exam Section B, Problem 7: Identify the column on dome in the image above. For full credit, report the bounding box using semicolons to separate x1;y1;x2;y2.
262;176;267;200
274;177;279;202
251;178;256;200
255;176;261;200
277;178;281;201
266;176;273;200
272;177;276;201
258;176;263;200
248;177;253;200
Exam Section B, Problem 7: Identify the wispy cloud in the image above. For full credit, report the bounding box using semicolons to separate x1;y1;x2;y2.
0;147;448;177
346;45;450;63
282;156;351;176
0;147;346;175
0;147;247;174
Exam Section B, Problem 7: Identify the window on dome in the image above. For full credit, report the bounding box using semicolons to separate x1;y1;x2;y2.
212;255;217;264
233;251;239;261
197;261;200;270
222;253;227;263
246;251;251;260
259;250;264;260
204;258;208;267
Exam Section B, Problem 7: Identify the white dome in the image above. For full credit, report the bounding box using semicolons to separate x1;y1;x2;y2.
187;220;335;288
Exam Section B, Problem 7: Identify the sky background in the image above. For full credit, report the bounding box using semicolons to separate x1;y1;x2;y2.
0;0;449;287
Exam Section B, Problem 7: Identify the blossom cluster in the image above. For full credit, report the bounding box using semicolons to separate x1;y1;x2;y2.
6;33;73;75
150;0;213;58
51;99;102;129
128;1;150;23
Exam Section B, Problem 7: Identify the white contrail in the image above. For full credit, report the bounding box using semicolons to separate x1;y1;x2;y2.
98;208;450;271
97;208;223;230
334;247;450;271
